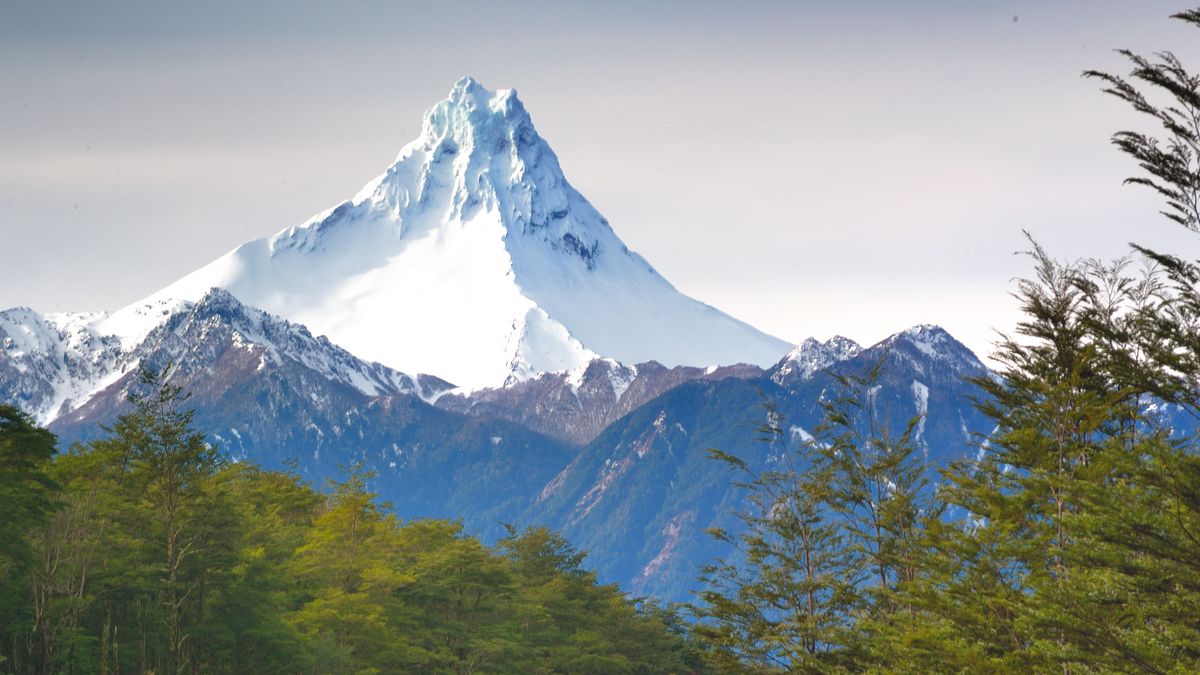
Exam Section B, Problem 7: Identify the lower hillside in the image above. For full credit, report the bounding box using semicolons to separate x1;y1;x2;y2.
0;375;701;674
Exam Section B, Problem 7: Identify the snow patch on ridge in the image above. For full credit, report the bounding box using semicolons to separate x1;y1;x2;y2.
790;425;815;443
912;379;929;454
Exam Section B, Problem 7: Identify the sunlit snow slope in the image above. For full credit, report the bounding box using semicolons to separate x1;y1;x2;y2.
113;77;790;388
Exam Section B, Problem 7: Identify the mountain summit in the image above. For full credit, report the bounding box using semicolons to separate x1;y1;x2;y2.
122;77;789;388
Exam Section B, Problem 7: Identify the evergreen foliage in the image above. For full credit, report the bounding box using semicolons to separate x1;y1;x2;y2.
0;371;700;674
0;405;58;671
693;363;938;672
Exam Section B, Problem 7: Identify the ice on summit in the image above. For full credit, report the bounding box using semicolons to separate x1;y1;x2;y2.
99;77;790;389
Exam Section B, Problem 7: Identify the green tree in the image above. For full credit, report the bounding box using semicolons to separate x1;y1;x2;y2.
695;400;858;671
818;363;933;617
908;11;1200;670
920;246;1123;671
392;519;517;671
198;462;319;673
0;387;702;673
100;365;223;674
13;366;234;674
0;405;58;671
1083;8;1200;413
695;364;934;672
287;466;417;673
500;524;702;673
25;440;124;674
0;405;58;572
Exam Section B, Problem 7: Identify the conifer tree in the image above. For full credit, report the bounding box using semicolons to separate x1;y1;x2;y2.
914;12;1200;670
924;246;1122;671
695;400;857;671
696;362;934;671
1083;8;1200;412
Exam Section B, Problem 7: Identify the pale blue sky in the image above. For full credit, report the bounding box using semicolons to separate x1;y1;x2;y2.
2;1;1198;359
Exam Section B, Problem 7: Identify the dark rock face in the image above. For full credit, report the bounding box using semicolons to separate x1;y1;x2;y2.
435;359;764;445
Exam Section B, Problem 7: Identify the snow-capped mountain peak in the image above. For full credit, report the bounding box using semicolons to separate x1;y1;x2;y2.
106;77;790;388
878;324;986;374
416;76;533;155
772;335;862;385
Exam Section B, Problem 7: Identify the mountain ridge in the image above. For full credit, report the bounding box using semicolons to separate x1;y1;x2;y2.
3;288;995;599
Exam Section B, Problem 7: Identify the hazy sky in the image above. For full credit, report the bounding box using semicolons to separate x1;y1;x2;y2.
3;1;1199;361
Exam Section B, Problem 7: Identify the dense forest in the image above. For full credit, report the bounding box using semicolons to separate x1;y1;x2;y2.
5;8;1200;675
0;372;701;673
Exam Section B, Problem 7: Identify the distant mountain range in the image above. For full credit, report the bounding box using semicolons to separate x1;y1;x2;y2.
1;78;996;601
